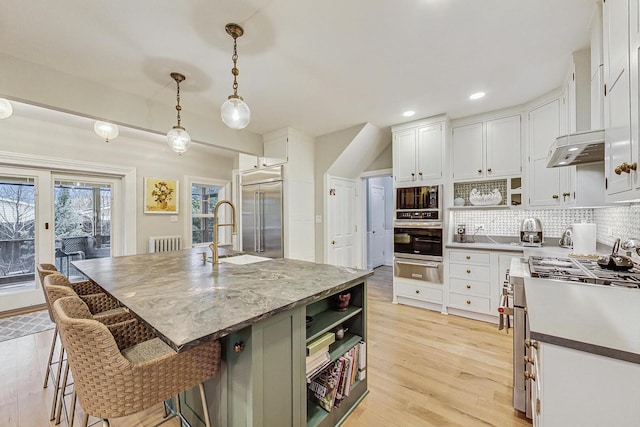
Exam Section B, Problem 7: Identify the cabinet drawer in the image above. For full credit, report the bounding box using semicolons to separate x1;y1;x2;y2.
449;278;491;297
449;293;491;314
449;263;491;281
449;251;490;264
396;282;442;304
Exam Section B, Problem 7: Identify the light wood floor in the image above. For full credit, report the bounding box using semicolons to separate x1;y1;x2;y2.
0;266;530;427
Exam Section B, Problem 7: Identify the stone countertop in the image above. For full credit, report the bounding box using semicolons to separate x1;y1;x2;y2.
509;246;640;363
72;248;373;352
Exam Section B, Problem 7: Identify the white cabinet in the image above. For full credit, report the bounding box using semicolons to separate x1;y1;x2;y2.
239;130;289;172
392;118;445;187
446;249;520;322
452;115;521;181
531;341;640;427
528;99;575;207
591;3;605;130
604;0;637;200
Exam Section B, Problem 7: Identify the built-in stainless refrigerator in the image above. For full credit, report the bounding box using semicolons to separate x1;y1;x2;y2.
241;165;284;258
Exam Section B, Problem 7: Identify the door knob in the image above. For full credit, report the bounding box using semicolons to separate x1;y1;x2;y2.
332;240;336;245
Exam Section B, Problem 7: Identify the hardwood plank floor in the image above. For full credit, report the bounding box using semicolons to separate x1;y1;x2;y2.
0;266;530;426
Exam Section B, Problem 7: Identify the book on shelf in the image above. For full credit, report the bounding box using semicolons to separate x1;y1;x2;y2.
307;332;335;356
308;357;345;412
357;340;366;380
306;349;331;378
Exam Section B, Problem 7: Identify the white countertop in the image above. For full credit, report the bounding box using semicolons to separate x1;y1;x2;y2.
509;246;640;361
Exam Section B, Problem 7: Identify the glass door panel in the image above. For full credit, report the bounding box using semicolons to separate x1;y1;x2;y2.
0;168;50;312
54;178;112;279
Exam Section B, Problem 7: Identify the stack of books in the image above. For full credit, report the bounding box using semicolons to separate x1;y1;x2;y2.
306;332;335;380
308;340;367;413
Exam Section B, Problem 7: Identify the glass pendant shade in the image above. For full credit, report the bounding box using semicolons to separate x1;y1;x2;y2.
0;98;13;119
93;121;119;142
167;127;191;154
221;97;251;130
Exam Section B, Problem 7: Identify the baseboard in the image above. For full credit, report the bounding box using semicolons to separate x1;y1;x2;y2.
0;303;47;319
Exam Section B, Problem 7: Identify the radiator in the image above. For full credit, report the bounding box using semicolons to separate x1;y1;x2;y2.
148;235;183;253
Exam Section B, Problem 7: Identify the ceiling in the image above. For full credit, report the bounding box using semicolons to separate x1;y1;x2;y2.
0;0;597;138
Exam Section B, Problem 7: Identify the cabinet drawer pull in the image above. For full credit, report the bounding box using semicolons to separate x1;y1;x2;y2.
466;255;471;260
234;342;246;352
524;371;536;381
487;168;492;173
466;269;471;274
466;284;471;289
466;300;471;304
418;172;423;176
415;289;420;294
552;194;559;199
525;339;539;349
477;169;482;174
524;356;535;365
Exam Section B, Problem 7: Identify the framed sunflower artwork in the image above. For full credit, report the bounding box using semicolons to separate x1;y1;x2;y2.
144;177;179;214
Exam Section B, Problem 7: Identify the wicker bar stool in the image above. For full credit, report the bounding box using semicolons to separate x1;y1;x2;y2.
53;296;222;427
43;280;133;424
38;267;125;423
37;262;110;391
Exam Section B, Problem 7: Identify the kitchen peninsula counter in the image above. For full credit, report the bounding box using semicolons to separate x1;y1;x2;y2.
509;246;640;363
72;247;372;352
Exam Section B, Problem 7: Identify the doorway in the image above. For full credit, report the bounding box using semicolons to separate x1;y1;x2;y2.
359;171;393;270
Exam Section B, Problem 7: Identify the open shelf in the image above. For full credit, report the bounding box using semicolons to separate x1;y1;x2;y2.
306;306;362;343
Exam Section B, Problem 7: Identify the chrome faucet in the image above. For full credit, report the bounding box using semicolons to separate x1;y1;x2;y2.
209;200;237;264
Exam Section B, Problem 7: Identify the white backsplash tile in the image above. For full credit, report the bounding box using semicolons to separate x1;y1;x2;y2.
452;204;639;241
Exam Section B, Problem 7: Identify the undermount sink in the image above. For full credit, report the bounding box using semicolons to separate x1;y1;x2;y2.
219;254;271;265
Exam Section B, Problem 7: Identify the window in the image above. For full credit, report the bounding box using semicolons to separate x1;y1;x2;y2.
191;184;221;245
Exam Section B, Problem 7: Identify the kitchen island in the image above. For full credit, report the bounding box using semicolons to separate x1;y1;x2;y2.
72;248;373;427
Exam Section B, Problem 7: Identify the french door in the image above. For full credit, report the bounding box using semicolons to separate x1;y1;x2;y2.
0;168;121;312
0;167;51;311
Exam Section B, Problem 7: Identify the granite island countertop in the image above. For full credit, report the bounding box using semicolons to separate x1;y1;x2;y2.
72;248;373;352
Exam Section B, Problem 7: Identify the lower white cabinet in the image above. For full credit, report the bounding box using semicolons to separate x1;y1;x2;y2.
531;341;640;427
446;248;520;322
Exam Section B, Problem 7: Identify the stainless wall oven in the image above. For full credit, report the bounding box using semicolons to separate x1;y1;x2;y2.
394;221;444;285
393;223;443;261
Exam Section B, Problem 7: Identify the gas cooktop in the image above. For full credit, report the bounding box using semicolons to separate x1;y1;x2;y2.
528;256;640;289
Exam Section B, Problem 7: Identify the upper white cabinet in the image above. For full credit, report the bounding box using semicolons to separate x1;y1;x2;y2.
392;117;446;187
591;3;605;130
528;99;575;207
604;0;636;199
452;115;522;181
239;129;289;172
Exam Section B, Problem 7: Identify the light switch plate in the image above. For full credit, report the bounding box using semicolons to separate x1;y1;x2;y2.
170;215;178;223
315;215;322;223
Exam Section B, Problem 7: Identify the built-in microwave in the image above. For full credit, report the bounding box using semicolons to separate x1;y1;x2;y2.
396;184;441;221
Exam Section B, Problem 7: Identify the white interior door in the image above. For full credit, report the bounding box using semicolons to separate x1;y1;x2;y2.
0;167;51;312
369;184;385;269
327;176;355;267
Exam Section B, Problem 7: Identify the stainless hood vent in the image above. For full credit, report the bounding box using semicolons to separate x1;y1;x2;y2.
546;129;604;168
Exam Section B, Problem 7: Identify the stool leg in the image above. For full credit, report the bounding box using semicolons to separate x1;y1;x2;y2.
69;389;77;427
101;420;110;427
43;326;58;388
55;360;70;424
50;346;65;420
199;383;212;427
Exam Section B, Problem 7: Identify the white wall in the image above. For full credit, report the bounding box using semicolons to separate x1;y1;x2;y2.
0;105;234;254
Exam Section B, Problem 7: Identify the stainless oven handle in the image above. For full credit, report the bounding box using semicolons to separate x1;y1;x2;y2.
414;238;441;243
396;259;441;268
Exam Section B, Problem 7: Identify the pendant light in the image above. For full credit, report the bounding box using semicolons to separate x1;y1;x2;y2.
93;121;119;143
0;98;13;119
221;23;251;130
167;72;191;155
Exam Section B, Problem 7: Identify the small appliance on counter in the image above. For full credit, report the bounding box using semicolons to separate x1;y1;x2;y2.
519;218;543;247
455;224;467;243
559;225;573;248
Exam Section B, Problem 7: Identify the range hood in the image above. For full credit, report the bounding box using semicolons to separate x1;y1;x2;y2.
546;129;604;168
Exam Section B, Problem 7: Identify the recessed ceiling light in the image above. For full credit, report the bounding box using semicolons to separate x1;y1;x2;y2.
469;92;485;100
403;110;415;117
